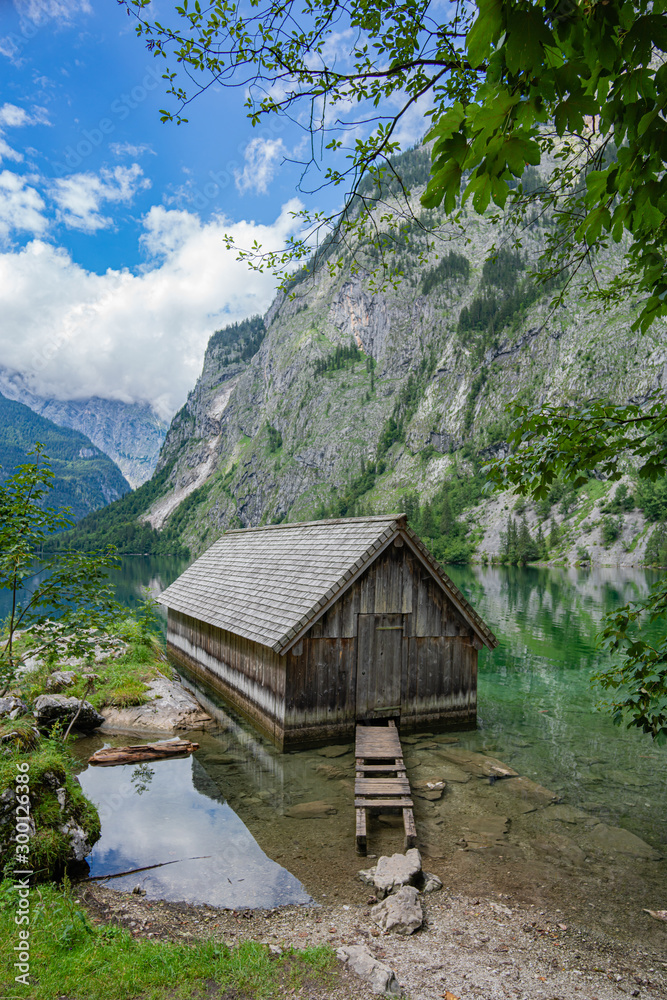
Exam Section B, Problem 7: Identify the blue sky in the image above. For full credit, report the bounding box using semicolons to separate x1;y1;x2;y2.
0;0;425;418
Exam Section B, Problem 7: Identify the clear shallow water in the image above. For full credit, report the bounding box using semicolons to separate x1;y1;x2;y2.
447;564;667;850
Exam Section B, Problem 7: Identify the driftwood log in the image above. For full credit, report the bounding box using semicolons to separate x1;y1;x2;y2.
88;739;199;766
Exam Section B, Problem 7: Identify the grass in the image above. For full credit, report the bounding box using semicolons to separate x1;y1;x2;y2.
14;621;169;712
0;881;336;1000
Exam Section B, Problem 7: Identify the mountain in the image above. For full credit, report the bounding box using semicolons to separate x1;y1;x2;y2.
0;371;168;488
62;147;667;565
0;393;131;521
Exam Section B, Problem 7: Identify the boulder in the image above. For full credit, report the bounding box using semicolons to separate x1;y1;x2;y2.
284;801;338;819
99;677;212;733
337;945;401;995
33;695;104;731
0;696;29;719
370;885;423;935
361;848;422;898
45;670;77;692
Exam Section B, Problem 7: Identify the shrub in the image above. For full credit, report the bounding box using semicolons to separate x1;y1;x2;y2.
601;515;622;547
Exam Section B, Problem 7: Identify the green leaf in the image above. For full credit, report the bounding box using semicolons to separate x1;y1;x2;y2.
504;8;553;76
467;0;504;69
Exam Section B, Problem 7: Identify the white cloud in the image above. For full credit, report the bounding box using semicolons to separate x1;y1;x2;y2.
110;141;156;158
0;102;50;164
14;0;92;26
50;164;151;232
0;200;302;419
0;170;47;239
235;137;287;195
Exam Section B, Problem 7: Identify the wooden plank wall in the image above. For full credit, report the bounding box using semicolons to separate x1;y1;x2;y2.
167;609;287;745
283;541;478;743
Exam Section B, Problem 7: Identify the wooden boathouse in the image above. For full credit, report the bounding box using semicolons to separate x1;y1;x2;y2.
159;514;497;750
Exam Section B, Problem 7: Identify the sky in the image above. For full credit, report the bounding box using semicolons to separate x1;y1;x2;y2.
0;0;427;420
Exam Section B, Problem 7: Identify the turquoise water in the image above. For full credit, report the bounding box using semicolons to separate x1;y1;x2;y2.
447;564;667;849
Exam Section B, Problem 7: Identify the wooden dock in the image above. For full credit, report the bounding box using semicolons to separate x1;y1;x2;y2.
354;721;417;855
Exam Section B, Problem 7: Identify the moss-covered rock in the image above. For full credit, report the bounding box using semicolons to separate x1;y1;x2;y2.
0;737;101;881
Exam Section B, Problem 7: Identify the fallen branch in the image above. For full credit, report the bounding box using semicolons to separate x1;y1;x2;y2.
84;855;212;881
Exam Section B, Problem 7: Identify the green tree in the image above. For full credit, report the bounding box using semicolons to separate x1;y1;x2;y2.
0;446;122;693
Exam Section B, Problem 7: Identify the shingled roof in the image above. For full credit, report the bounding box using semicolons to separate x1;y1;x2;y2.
158;514;497;654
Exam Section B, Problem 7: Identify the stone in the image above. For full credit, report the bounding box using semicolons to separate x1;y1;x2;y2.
337;945;401;995
33;695;104;731
413;780;446;801
370;885;423;935
99;677;212;733
317;745;352;758
437;765;472;784
439;748;518;779
371;848;422;898
284;800;338;818
589;823;661;860
547;804;596;826
45;670;78;692
535;834;587;866
500;775;560;807
0;696;28;719
422;872;443;893
315;763;349;780
464;815;510;838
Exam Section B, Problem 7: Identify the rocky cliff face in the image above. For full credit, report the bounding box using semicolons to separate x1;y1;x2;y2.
78;150;667;565
0;371;168;488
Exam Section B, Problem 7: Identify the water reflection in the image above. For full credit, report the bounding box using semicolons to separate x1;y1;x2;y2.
77;751;312;909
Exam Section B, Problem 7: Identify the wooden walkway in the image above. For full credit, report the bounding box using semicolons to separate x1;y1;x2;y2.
354;721;417;855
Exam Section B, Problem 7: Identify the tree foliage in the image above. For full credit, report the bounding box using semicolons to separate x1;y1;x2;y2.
0;446;122;693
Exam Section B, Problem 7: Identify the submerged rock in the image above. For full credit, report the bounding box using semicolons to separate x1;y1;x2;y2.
547;804;596;826
33;694;104;731
439;748;518;779
317;745;352;758
284;800;338;818
589;823;661;859
371;885;423;935
337;945;401;994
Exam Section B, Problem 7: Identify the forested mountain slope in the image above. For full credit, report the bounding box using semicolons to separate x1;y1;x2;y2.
65;148;667;564
0;370;168;488
0;393;131;521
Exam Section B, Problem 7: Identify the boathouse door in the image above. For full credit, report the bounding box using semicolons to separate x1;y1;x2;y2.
356;613;404;720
